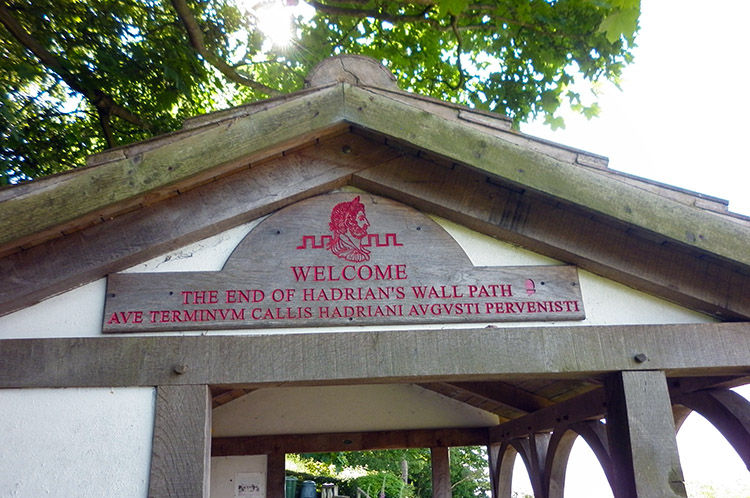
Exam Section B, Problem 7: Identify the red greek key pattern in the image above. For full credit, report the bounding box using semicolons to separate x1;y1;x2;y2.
296;235;333;249
296;233;403;249
362;233;403;247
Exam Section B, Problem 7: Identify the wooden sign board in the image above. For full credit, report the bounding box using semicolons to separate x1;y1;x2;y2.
103;193;584;332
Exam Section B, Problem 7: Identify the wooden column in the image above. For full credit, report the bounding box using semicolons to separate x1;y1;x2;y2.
605;371;686;498
267;452;286;498
431;446;452;498
148;385;211;498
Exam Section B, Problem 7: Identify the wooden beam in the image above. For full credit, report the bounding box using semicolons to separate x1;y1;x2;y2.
212;388;255;408
267;452;286;498
212;428;489;456
418;382;523;420
1;323;749;388
0;85;344;253
0;133;402;316
431;447;452;498
446;381;555;413
352;153;750;319
344;84;750;268
148;385;211;498
489;389;606;443
604;371;686;498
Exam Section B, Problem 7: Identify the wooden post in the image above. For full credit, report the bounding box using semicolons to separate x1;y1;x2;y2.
431;446;452;498
605;371;687;498
148;385;211;498
267;452;286;498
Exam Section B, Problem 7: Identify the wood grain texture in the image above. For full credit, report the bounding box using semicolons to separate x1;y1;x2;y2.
430;447;451;498
489;389;606;442
149;385;211;498
604;371;687;498
352;153;750;319
0;85;344;253
0;134;399;317
343;84;750;267
212;428;489;456
0;323;748;388
102;192;584;332
267;452;285;498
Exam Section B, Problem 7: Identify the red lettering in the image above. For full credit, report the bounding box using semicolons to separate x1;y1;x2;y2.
226;289;264;303
358;265;372;280
106;311;144;324
291;266;312;281
181;290;218;304
374;265;392;280
395;264;407;279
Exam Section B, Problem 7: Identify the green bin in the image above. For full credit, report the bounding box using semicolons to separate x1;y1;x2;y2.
285;476;298;498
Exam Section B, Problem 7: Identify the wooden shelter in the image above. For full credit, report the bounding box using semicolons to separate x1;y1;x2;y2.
1;55;749;497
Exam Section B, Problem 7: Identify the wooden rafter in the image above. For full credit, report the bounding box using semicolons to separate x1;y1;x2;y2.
417;381;555;420
0;133;401;316
211;388;256;408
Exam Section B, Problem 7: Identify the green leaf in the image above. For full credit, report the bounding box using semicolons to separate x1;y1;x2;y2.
598;2;641;43
436;0;470;17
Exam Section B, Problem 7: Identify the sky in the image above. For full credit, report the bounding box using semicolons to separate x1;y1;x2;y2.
522;0;750;218
513;1;750;495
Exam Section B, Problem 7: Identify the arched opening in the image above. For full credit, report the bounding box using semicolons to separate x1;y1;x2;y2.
562;437;613;498
510;456;534;498
676;385;750;497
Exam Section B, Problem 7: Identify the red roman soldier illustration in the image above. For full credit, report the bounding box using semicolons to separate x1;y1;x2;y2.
327;196;371;262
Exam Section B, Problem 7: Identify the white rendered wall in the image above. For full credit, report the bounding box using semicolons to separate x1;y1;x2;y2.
213;383;499;437
0;199;713;339
0;387;155;497
211;455;267;498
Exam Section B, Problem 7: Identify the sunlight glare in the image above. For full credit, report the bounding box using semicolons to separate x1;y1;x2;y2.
256;1;294;48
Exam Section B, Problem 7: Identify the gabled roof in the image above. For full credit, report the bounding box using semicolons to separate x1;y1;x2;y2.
1;55;749;320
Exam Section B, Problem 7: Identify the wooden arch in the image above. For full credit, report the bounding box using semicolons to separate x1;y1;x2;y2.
488;442;519;498
544;421;614;498
672;388;750;470
489;420;615;498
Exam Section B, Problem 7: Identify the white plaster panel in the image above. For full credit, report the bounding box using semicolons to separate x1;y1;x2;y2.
0;279;106;339
435;216;714;326
0;197;713;340
211;455;267;498
212;384;499;437
0;387;155;498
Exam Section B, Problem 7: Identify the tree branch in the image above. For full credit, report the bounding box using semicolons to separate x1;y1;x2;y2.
96;108;115;148
308;0;439;27
0;1;153;137
445;15;465;90
310;0;576;40
170;0;281;96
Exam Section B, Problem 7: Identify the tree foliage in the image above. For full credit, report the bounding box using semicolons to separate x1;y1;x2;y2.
302;447;491;497
0;0;639;184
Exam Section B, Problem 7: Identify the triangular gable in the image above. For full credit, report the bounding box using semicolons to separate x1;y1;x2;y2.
1;57;749;322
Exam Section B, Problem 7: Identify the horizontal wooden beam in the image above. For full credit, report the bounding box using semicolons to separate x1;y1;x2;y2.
489;389;606;442
0;323;748;388
212;427;489;456
352;153;750;319
0;133;401;316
